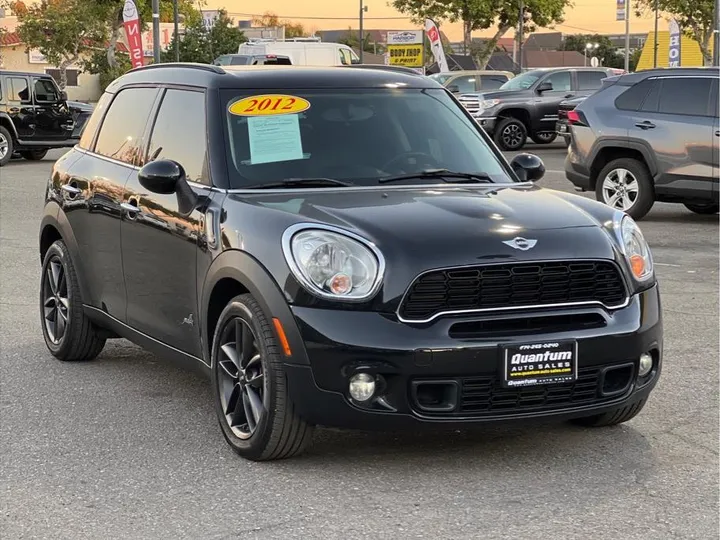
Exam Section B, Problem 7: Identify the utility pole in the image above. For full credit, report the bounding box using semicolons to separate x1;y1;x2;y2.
624;6;630;72
518;1;524;72
653;0;658;68
173;0;180;62
152;0;161;63
359;0;367;64
714;0;720;66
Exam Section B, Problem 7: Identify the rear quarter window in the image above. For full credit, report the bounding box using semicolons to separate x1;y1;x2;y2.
78;92;112;150
615;79;655;111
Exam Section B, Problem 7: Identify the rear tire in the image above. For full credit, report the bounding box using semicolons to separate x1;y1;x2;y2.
40;240;106;361
683;202;719;215
530;132;557;144
570;398;647;427
20;149;48;161
493;118;528;151
211;294;314;461
0;125;13;167
595;157;655;220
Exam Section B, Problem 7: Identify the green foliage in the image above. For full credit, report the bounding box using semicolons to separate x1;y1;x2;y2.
252;11;308;38
391;0;570;67
338;28;382;54
634;0;715;63
14;0;109;88
561;34;624;69
81;48;132;92
160;9;247;63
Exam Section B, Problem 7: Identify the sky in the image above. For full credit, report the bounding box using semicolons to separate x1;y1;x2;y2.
203;0;662;41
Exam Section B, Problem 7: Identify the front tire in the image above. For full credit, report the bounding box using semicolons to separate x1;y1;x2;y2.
570;398;647;427
493;118;528;151
684;202;719;215
20;149;49;161
0;125;13;167
40;240;106;361
211;294;314;461
595;158;655;220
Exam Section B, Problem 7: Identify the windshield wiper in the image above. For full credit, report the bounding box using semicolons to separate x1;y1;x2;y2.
378;169;494;184
246;177;353;189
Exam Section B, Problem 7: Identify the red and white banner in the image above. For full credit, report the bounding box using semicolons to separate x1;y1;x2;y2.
123;0;143;68
425;18;449;73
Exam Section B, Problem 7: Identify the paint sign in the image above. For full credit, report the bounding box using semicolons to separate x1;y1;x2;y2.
122;0;143;68
668;19;682;67
142;24;177;57
425;19;449;73
616;0;626;21
387;30;424;68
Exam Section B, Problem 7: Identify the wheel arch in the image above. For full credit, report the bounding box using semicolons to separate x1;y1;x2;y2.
0;114;18;139
497;107;532;127
201;250;309;367
589;140;657;189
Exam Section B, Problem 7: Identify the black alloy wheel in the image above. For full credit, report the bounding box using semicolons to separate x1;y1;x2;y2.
216;316;267;440
530;132;558;144
211;294;314;460
0;125;13;166
493;118;527;151
42;255;70;345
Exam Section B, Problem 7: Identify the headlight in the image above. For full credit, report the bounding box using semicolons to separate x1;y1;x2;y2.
614;214;654;281
481;99;500;109
282;225;384;301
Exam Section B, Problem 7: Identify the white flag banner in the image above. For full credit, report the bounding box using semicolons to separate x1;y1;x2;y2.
424;18;449;73
668;19;682;67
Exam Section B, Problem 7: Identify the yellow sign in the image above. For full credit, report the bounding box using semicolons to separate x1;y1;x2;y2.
228;94;311;117
387;44;424;67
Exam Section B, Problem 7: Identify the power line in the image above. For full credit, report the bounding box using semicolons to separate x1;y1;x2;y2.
226;11;409;20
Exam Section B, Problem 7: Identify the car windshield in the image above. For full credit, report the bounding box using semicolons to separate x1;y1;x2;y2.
428;73;452;85
499;71;542;90
222;88;510;188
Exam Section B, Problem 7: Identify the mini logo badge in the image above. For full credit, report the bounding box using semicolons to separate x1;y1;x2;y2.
182;314;194;326
502;237;538;251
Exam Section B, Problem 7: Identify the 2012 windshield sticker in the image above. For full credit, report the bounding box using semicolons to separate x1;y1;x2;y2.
229;94;311;117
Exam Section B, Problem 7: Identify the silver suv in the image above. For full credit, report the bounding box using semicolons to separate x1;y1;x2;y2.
564;67;719;219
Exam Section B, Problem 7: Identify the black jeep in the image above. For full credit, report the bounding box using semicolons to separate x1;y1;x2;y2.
0;71;93;166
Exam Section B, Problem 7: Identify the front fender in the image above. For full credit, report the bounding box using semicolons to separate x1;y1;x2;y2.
0;113;19;138
201;249;310;366
39;202;91;304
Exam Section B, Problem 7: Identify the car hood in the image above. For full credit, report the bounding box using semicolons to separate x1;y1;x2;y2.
234;184;620;284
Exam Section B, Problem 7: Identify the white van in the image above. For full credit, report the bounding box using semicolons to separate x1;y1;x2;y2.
238;38;361;67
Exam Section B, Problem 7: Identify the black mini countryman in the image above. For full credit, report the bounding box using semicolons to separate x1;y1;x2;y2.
39;64;663;461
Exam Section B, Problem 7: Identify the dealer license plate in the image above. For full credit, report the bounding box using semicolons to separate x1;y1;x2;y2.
502;341;577;388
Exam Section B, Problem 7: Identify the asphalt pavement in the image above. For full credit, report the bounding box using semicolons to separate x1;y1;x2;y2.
1;145;718;539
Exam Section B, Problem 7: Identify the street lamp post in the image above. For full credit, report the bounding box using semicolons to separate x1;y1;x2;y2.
151;0;160;63
173;0;179;62
584;42;599;66
714;0;720;66
359;1;368;64
653;0;659;68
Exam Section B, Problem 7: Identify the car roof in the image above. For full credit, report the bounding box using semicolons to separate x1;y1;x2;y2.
436;70;512;76
615;66;720;85
106;63;440;93
0;70;54;78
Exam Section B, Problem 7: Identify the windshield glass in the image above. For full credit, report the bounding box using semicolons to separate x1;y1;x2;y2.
428;73;452;85
222;88;509;188
499;70;542;90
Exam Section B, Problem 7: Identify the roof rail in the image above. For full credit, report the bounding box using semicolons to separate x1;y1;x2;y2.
128;62;225;75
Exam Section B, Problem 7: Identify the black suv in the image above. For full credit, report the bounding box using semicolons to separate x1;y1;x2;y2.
458;67;623;151
565;67;719;219
39;63;662;461
0;71;92;166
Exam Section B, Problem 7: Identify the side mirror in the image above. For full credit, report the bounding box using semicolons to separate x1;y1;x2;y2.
536;81;553;93
59;90;68;101
351;58;361;64
139;159;200;214
448;84;460;94
510;153;545;182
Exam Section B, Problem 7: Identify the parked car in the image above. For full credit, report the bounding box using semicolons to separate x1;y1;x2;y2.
238;38;360;66
0;70;93;166
458;67;623;151
427;70;514;94
39;62;662;461
213;53;293;66
556;96;587;147
565;67;719;219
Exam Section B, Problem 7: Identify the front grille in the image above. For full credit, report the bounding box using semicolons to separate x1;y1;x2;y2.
459;366;607;415
458;96;480;114
398;260;628;322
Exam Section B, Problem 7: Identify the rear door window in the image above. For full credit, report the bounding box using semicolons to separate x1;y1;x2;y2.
79;92;112;150
8;77;30;103
615;79;655;111
657;77;713;116
543;71;572;92
479;75;508;90
450;76;478;93
577;70;607;91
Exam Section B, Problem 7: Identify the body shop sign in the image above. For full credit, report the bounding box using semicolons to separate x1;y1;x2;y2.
386;30;424;67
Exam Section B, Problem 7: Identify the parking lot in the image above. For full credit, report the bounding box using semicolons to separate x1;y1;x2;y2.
1;145;717;539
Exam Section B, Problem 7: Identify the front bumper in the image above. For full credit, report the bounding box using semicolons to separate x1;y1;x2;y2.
564;152;593;191
471;115;496;134
285;284;663;430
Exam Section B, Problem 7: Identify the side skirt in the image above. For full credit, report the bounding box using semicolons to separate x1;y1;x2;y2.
83;305;211;378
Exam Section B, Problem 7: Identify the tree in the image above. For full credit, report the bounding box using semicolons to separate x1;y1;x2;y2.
561;34;624;69
635;0;715;64
161;9;247;63
338;27;381;54
252;11;308;38
392;0;570;68
14;0;108;89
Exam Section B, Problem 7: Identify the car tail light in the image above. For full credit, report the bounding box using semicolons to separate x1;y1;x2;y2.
567;109;588;126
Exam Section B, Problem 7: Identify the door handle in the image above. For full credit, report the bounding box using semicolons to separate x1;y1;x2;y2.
121;200;140;217
634;121;656;130
564;93;574;98
715;130;719;137
61;184;81;196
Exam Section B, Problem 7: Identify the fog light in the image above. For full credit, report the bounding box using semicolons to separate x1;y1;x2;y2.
349;373;376;402
639;353;653;377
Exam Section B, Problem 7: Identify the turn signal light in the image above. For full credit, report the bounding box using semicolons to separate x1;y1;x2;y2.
629;254;645;278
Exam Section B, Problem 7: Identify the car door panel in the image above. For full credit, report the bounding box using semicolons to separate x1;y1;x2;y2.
121;88;208;358
32;77;74;140
6;76;35;139
534;70;573;132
